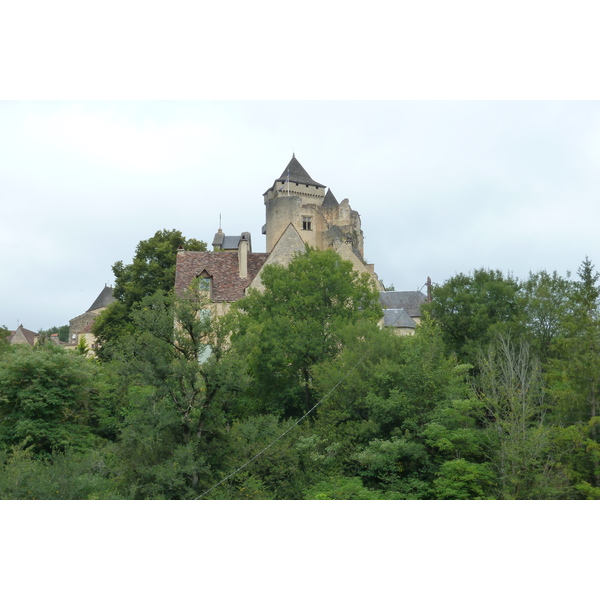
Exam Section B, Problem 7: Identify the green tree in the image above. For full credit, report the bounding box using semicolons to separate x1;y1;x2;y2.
38;324;70;344
93;229;206;358
312;320;482;498
303;476;386;499
107;288;240;498
231;247;382;418
549;258;600;424
521;270;573;363
423;269;524;364
0;344;111;456
112;229;206;307
0;447;122;500
478;335;558;499
432;458;494;500
0;326;9;354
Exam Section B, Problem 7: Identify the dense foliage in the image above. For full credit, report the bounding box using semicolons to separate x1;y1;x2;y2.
3;236;600;499
92;229;206;359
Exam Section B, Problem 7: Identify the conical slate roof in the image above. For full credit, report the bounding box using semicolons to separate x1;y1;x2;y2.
87;285;116;312
322;188;339;208
276;154;325;188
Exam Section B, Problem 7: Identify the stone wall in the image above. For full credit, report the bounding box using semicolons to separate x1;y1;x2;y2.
249;224;306;293
69;309;101;343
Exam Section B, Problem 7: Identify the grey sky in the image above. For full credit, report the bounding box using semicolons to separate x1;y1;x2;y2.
2;100;600;331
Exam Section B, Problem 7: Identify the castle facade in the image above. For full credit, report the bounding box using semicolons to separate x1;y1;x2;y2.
175;155;426;333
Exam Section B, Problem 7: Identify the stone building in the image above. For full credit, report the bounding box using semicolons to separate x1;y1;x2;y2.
68;285;115;350
380;290;428;336
7;325;40;347
175;155;426;331
262;154;365;259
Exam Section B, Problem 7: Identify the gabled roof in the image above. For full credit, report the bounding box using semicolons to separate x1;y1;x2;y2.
87;285;115;312
275;154;326;188
8;325;39;346
175;251;269;303
248;224;306;292
379;291;427;318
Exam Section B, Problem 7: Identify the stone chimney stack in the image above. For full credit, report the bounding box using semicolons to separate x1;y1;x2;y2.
238;232;251;278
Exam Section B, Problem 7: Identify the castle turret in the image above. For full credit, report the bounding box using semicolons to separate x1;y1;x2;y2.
262;155;328;252
262;155;364;258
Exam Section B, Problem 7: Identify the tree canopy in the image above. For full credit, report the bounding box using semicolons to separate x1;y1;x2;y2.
422;268;524;364
93;229;206;358
231;247;382;418
6;236;600;500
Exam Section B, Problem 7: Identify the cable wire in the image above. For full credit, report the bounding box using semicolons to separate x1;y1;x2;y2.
193;350;370;500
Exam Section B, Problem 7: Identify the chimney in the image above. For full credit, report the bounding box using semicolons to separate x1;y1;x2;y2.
238;232;251;278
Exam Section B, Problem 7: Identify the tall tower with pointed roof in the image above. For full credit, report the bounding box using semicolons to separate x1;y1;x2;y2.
262;154;365;257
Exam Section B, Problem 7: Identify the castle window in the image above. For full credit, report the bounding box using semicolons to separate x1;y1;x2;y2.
302;216;312;231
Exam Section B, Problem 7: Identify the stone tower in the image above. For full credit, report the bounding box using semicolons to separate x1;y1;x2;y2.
262;154;364;258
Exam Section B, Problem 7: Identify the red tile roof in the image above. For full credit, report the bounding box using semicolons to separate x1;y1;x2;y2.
175;251;269;303
8;325;39;346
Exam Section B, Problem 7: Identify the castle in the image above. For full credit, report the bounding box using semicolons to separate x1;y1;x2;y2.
7;156;426;349
175;155;427;333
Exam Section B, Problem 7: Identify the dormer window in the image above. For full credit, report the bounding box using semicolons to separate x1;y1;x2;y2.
197;270;212;295
302;216;312;231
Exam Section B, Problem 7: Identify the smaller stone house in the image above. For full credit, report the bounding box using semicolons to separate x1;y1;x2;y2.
7;325;40;346
379;291;428;335
68;285;115;351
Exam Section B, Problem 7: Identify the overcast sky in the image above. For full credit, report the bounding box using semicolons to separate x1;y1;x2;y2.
2;100;600;331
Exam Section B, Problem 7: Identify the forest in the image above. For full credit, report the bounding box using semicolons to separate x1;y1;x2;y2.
1;228;600;500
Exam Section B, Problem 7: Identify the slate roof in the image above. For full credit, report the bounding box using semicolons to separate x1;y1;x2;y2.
212;230;225;248
264;155;326;195
322;188;339;208
221;236;243;250
213;230;252;251
87;285;115;312
379;291;427;318
382;308;417;329
175;251;269;303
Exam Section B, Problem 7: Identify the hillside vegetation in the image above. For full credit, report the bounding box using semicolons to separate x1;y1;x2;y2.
2;233;599;500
